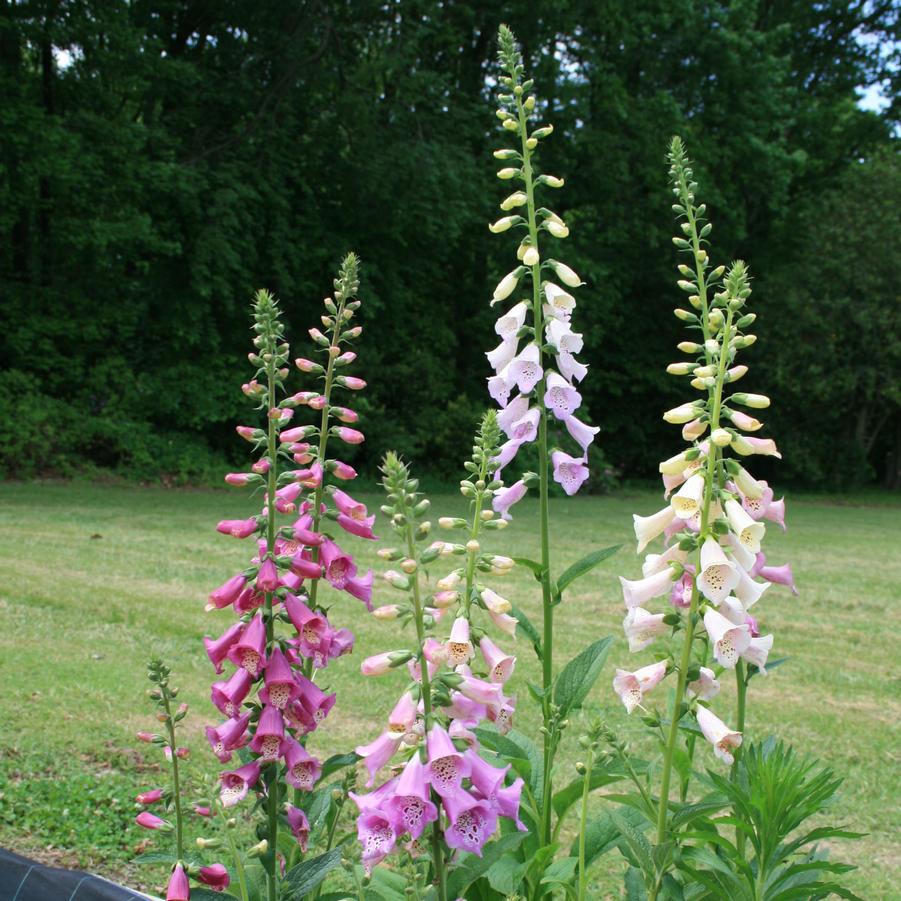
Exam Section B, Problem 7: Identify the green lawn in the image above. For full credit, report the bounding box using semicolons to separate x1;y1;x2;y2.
1;481;898;898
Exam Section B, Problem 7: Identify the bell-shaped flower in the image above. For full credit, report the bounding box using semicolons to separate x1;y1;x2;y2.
493;479;527;521
672;473;705;520
205;712;251;763
355;730;402;786
544;372;582;419
486;336;519;373
346;569;374;609
642;544;688;577
487;364;514;407
210;667;252;718
466;750;510;798
488;608;519;636
495;301;529;338
385;754;438;840
286;806;310;851
261;647;298;709
320;539;357;590
256;557;281;592
552;450;589;496
703;608;751;668
696;705;742;765
165;863;190;901
670;567;694;608
197;864;230;893
697;538;739;604
497;394;530;437
480;636;516;683
337;511;378;540
227;613;267;676
216;517;258;539
456;668;504;707
738;481;774;520
493;437;525;475
492;269;521;304
756;558;798;594
557;350;587;383
294;673;336;727
219;760;261;807
208;574;247;610
357;808;396;873
726;532;758;573
508;343;543;393
544;282;575;320
135;811;169;830
546;318;583;354
285;594;329;653
204;622;244;674
487;692;516;735
283;737;322;791
249;705;286;761
619;566;677;608
564;414;599;455
426;724;471;798
763;496;787;529
494;777;527;830
687;666;720;700
446;616;475;667
741;634;774;673
725;498;765;553
613;660;668;713
442;792;498;857
633;505;676;553
623;606;668;652
508;407;540;445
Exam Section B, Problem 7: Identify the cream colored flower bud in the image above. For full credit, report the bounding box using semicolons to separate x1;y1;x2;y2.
524;95;536;111
436;571;462;591
497;167;519;180
489;216;516;234
693;365;716;378
432;590;459;609
677;341;701;354
690;377;713;390
481;588;512;614
493;148;518;160
545;220;569;238
663;403;702;424
543;175;565;188
727;365;748;382
480;509;494;521
532;125;554;139
696;249;708;263
708;309;724;330
373;604;402;621
526;137;538;149
552;261;582;287
503;118;519;132
666;362;696;376
523;246;540;266
495;109;509;120
711;428;731;447
704;338;719;356
733;393;770;409
500;191;527;210
466;539;480;553
493;270;520;303
400;557;417;574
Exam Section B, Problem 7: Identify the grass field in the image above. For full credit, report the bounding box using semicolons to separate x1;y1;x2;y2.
1;481;899;898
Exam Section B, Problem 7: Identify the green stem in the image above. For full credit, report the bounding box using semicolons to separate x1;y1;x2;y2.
224;819;251;901
161;691;184;862
732;661;748;857
264;364;279;901
513;76;556;854
405;522;447;901
577;748;595;901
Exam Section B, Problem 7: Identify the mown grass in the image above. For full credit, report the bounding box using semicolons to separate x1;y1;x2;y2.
1;481;898;898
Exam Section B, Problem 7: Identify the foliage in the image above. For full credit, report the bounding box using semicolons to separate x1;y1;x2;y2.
0;2;898;485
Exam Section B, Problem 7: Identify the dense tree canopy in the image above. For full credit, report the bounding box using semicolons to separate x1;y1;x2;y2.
1;0;898;486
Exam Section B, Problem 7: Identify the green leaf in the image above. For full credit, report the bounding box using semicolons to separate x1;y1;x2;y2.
554;636;613;715
445;832;527;898
190;891;240;901
510;603;541;648
541;856;578;885
556;545;621;595
611;809;655;878
512;556;546;579
573;806;647;865
283;848;343;899
132;850;177;865
553;758;634;818
320;751;359;779
624;866;648;901
474;727;544;802
486;853;529;894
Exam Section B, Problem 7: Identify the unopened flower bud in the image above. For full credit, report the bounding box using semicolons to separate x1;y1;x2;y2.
710;428;731;447
500;191;527;211
497;167;519;180
400;558;417;574
373;604;402;621
489;216;516;233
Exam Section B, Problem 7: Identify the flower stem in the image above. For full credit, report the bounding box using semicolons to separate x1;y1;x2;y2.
160;690;184;862
405;522;447;901
732;660;748;857
577;747;596;901
223;817;251;901
513;72;556;853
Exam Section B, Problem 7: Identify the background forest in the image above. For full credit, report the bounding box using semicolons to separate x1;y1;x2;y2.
1;0;899;488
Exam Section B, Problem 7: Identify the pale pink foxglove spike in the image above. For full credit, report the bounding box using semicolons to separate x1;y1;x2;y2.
493;479;527;521
732;564;770;608
456;670;504;707
613;660;668;713
486;336;519;372
441;792;498;857
725;498;765;553
487;364;514;407
543;282;576;320
564;414;599;455
497;394;530;436
696;705;742;765
508;344;543;393
642;544;688;577
355;732;401;786
623;606;668;652
487;692;516;734
552;450;589;495
671;472;705;520
219;760;261;807
762;496;787;530
465;749;510;797
670;568;694;608
619;566;678;608
634;505;677;552
284;737;322;790
703;608;751;668
488;608;519;636
447;616;475;667
557;349;588;383
687;666;720;700
741;634;774;672
479;636;516;683
697;537;739;604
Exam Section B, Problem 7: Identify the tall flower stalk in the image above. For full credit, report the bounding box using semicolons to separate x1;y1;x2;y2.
612;138;795;899
487;24;602;849
351;425;524;898
204;255;371;901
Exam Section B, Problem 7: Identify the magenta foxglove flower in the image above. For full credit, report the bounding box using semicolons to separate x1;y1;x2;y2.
227;613;266;676
165;863;190;901
205;712;251;763
385;754;438;840
197;863;230;892
216;517;259;538
426;724;471;799
286;805;310;851
203;622;244;674
210;667;252;718
284;737;322;790
249;705;286;760
135;789;164;805
208;574;247;610
135;811;168;830
261;647;298;709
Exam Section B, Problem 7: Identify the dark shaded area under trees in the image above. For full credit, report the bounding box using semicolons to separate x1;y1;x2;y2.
1;0;899;487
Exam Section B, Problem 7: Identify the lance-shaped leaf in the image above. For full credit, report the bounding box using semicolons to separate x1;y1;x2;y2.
554;636;613;716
